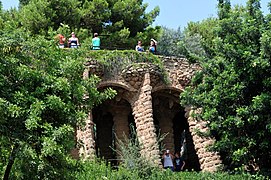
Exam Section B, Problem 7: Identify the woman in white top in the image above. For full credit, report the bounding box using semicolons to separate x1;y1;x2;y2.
162;149;174;171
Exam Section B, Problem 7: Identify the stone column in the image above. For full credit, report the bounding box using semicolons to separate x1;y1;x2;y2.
76;110;96;159
111;106;130;159
156;113;175;153
186;107;222;172
132;73;160;164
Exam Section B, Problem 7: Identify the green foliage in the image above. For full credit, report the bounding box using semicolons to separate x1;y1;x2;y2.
85;50;169;83
181;0;271;173
74;127;266;179
157;26;185;57
0;29;116;179
75;159;268;180
17;0;160;49
113;125;161;179
157;25;207;62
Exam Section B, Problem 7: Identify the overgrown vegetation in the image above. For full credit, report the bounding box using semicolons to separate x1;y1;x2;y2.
75;126;267;180
181;0;271;175
85;50;169;83
0;29;116;179
75;159;269;180
1;0;271;179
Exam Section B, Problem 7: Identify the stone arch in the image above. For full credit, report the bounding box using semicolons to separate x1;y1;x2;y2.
79;55;221;171
152;88;201;170
98;81;137;93
92;110;114;160
92;85;135;164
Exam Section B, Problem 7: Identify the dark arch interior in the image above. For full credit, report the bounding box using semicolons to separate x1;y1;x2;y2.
92;87;200;170
152;89;201;171
172;110;201;171
92;87;134;165
93;111;115;160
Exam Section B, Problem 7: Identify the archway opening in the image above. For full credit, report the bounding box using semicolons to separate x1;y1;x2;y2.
93;111;115;160
152;89;200;171
92;87;134;166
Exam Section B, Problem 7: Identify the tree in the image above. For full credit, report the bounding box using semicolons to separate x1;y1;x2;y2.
156;26;184;57
17;0;160;49
0;28;116;179
181;0;271;172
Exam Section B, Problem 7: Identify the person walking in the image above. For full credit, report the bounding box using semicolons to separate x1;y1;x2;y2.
57;34;66;48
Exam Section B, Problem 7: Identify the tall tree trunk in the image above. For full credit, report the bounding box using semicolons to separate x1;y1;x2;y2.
3;143;19;180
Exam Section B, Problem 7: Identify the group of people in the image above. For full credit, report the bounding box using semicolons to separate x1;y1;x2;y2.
57;32;100;49
162;149;185;172
57;32;157;53
135;38;157;54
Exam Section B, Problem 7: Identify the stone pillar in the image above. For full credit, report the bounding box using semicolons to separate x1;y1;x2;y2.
186;107;222;172
76;110;96;159
111;107;130;158
156;113;175;153
132;73;160;164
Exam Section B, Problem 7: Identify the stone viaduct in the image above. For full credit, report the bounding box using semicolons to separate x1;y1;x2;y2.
75;54;222;172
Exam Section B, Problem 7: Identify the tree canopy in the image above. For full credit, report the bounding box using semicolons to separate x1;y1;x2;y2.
17;0;160;49
181;0;271;172
0;27;116;179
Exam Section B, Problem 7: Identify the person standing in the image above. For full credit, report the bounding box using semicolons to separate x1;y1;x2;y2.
57;34;66;48
149;38;157;54
162;149;174;171
174;152;185;172
92;33;100;50
68;32;79;48
135;40;144;52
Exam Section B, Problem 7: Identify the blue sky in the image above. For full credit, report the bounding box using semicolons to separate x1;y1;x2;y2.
2;0;270;29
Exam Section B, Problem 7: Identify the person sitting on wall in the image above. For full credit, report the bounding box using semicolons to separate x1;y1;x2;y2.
162;149;174;171
68;32;79;48
135;40;144;52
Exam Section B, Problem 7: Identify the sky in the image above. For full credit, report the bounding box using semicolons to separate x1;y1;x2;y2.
1;0;270;29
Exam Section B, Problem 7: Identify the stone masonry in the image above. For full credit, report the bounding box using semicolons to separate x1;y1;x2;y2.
77;55;222;172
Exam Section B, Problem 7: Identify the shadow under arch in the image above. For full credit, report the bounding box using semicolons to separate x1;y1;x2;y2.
152;88;201;171
92;86;135;165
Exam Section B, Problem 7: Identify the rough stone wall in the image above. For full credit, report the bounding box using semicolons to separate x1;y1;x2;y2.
185;107;222;172
77;55;222;172
131;73;160;164
76;111;96;159
160;56;200;90
110;106;130;159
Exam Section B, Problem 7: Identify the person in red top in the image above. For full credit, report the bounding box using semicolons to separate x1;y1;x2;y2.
58;34;66;48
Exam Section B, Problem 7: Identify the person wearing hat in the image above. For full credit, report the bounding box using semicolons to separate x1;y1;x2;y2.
68;32;79;48
92;33;100;50
149;38;157;54
162;149;174;171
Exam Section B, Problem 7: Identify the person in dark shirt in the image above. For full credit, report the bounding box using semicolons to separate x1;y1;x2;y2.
68;32;79;48
174;152;185;172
